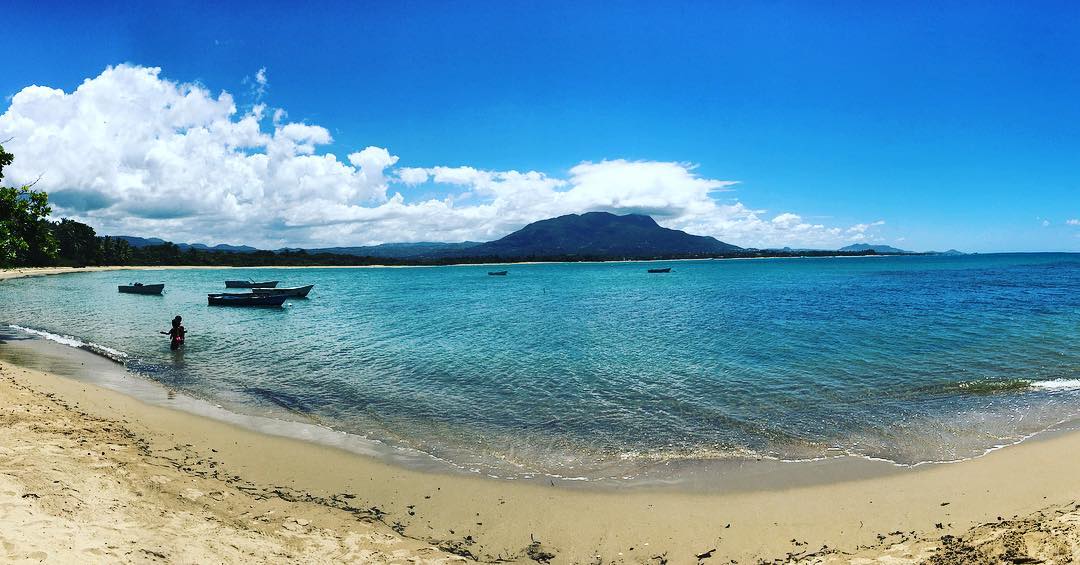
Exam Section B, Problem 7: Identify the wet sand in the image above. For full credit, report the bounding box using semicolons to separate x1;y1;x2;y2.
3;267;1080;563
4;359;1080;564
0;361;464;563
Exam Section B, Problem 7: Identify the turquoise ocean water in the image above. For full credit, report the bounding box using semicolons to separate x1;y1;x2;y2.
0;254;1077;482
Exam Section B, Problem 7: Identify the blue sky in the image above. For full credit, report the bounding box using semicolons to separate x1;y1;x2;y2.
2;1;1078;251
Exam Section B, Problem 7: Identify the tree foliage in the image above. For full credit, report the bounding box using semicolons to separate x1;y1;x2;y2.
0;144;59;267
0;144;12;183
98;236;134;265
54;218;100;266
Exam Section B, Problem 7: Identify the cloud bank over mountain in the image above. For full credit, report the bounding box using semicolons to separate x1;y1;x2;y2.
0;65;885;248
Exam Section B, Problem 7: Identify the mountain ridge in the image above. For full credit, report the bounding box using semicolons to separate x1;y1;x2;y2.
114;236;258;253
114;215;966;261
839;243;909;254
112;213;742;260
439;212;742;258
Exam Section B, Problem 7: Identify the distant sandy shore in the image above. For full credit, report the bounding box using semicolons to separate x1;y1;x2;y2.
0;266;144;281
3;267;1080;563
0;266;396;282
0;253;891;281
0;265;268;282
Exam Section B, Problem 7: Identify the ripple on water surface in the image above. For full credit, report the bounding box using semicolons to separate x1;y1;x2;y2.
0;254;1078;482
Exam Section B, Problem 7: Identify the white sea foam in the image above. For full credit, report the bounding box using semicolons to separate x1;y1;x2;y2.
1030;379;1080;391
9;324;84;348
8;324;128;361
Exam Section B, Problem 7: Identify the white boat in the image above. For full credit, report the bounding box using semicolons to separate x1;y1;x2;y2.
250;284;315;298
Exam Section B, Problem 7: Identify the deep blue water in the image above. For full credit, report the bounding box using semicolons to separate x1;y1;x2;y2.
0;254;1077;480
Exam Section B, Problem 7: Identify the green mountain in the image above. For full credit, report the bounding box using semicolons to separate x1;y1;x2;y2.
114;213;744;261
115;236;258;253
451;212;741;258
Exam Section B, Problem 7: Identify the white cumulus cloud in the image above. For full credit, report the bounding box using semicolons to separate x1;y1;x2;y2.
846;220;886;236
0;64;888;249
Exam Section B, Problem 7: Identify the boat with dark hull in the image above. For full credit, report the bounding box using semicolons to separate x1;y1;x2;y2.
118;283;164;295
207;293;288;307
251;284;315;297
225;280;279;288
488;270;508;276
647;267;672;273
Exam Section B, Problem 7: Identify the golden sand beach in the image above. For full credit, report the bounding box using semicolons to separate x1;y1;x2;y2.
2;268;1080;564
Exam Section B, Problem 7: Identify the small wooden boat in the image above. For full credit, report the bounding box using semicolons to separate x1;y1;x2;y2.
207;293;288;307
118;283;164;295
647;267;672;273
225;280;279;288
251;284;315;297
488;270;508;276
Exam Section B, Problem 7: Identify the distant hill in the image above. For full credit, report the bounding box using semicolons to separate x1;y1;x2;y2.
110;212;749;262
446;212;741;259
110;226;963;263
113;236;167;248
114;236;258;253
777;246;826;252
188;243;259;253
306;241;481;259
839;243;909;254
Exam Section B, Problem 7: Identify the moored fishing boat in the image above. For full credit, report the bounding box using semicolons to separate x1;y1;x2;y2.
647;267;672;273
251;284;315;297
488;270;508;276
118;283;164;295
207;293;288;307
225;280;279;288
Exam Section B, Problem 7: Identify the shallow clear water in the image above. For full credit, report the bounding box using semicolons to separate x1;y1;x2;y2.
0;254;1078;481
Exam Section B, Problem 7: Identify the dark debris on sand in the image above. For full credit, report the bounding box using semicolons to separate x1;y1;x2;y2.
526;540;556;563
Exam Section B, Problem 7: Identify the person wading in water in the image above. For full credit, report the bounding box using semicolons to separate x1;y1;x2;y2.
161;315;186;350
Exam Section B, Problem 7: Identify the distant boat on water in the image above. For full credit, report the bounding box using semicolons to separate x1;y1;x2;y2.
251;284;315;297
488;270;508;276
225;280;279;288
118;283;164;295
207;293;288;307
647;267;672;273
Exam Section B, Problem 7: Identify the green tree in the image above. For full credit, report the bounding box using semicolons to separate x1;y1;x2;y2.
134;242;182;265
0;144;12;183
0;144;58;267
99;236;133;265
54;218;100;266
